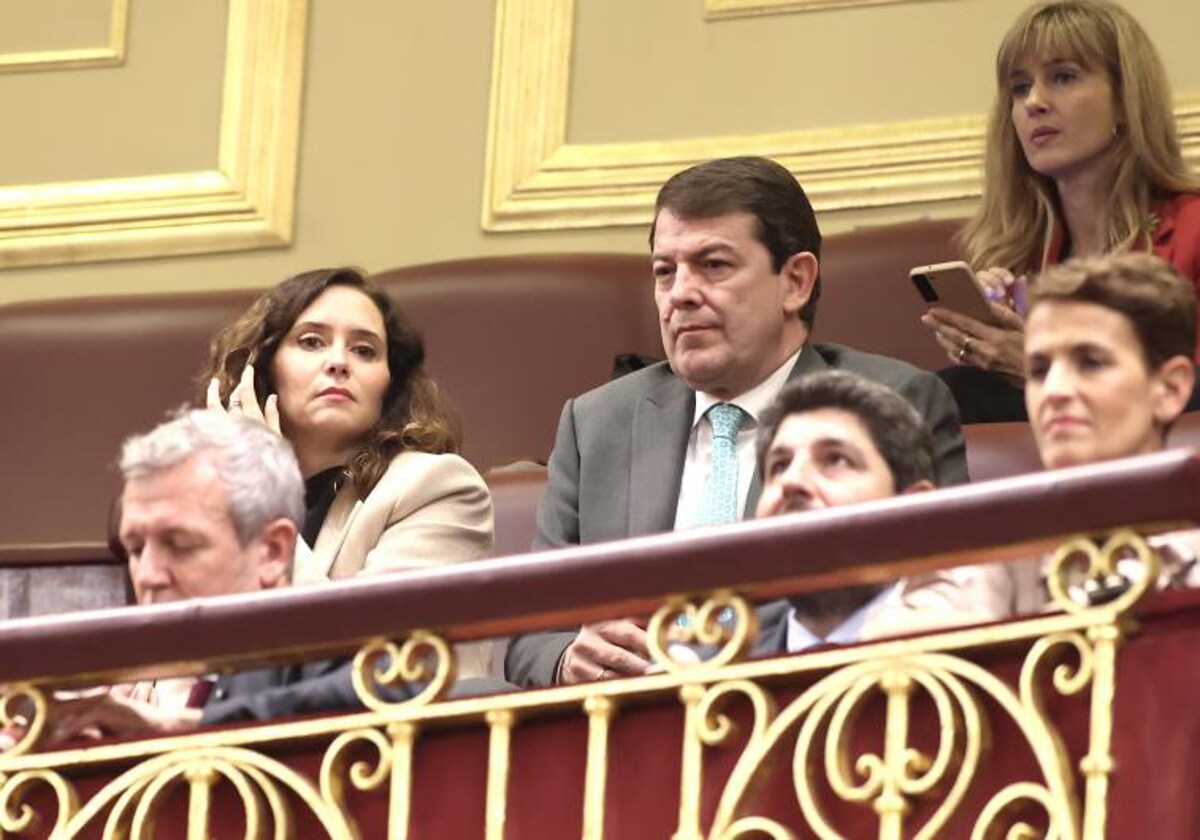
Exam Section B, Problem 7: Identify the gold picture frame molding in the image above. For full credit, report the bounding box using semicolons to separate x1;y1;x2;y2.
706;0;934;20
0;0;129;73
483;0;1200;232
0;0;307;269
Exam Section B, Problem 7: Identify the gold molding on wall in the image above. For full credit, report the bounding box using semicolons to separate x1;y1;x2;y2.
0;0;308;269
705;0;932;21
0;0;129;73
483;0;1200;232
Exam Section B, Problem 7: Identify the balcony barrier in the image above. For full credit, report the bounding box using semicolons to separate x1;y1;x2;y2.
3;450;1200;839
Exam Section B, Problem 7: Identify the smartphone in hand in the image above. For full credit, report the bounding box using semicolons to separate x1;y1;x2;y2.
910;261;998;325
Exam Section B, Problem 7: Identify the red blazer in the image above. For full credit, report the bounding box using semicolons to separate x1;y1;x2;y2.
1044;192;1200;359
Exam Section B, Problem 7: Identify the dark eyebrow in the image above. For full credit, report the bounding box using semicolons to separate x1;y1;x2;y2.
652;242;737;263
814;436;857;450
291;320;384;343
765;443;791;460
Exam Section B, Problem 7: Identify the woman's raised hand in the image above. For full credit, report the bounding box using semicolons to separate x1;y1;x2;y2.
975;267;1028;314
207;364;281;435
920;267;1028;381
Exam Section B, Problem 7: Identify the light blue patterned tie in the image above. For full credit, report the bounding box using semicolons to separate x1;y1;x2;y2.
677;402;747;638
693;403;748;528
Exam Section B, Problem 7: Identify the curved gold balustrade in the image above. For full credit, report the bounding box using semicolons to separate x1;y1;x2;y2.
3;452;1200;839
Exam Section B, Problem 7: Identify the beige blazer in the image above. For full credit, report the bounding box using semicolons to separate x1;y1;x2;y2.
864;528;1200;639
293;450;495;677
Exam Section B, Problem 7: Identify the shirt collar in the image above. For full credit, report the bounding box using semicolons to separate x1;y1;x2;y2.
786;584;896;652
692;346;804;429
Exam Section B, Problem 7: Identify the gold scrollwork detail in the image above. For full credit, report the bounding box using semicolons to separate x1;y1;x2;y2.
0;769;78;836
320;727;394;837
56;746;358;838
0;683;49;760
351;630;456;711
647;590;758;673
695;643;1091;840
1045;529;1161;615
705;0;928;20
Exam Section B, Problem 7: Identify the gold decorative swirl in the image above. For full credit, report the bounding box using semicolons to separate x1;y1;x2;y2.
1020;633;1093;724
60;747;358;838
646;590;757;673
0;769;77;836
717;815;800;840
796;661;984;840
971;780;1063;840
351;630;456;711
320;727;394;805
1045;529;1161;615
0;683;49;759
695;679;776;749
697;649;1084;840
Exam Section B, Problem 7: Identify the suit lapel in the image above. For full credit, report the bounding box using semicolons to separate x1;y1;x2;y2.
310;489;365;581
629;375;694;536
751;600;792;656
744;347;828;515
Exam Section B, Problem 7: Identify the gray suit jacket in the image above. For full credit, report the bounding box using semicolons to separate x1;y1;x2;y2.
505;343;968;687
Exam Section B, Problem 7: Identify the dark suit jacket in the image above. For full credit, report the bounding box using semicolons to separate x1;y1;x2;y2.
201;659;367;725
504;342;968;687
201;660;513;725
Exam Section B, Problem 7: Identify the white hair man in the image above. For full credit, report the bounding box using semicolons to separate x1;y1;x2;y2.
44;410;312;740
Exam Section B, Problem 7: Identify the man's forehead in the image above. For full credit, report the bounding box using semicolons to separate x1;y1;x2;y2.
651;209;759;253
120;456;233;530
772;409;876;450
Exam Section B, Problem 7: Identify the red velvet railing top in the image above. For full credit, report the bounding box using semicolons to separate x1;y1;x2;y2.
2;449;1199;686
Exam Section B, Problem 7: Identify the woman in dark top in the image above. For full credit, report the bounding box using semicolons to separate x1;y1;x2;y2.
199;267;494;676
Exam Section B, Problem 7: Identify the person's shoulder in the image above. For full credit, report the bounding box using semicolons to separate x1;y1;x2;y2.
571;359;677;411
1157;191;1200;225
373;450;485;493
810;342;926;382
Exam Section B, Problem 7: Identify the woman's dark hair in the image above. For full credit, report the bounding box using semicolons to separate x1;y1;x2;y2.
197;267;461;497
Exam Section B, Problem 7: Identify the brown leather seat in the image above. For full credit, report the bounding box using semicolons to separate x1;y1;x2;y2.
0;220;967;550
963;422;1042;483
485;467;549;558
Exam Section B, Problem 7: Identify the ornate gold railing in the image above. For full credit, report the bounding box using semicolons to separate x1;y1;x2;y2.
3;450;1200;839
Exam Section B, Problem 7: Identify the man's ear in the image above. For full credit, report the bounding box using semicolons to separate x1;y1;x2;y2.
899;479;936;496
781;251;819;317
1152;355;1195;428
256;518;298;589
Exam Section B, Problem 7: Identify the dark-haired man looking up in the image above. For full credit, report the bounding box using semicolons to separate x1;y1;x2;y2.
750;371;938;649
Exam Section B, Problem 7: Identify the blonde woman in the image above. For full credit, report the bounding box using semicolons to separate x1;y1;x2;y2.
922;0;1200;421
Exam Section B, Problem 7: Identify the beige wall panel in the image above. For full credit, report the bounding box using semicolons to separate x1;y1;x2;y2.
0;1;639;305
2;0;1198;306
571;0;1022;141
571;0;1200;139
0;0;111;52
1;1;224;184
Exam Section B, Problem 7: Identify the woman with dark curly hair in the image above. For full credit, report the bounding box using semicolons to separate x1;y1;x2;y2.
199;268;493;671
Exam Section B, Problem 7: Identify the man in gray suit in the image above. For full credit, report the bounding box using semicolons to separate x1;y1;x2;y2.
505;156;967;688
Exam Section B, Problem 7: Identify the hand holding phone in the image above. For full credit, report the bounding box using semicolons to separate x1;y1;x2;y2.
910;261;999;326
